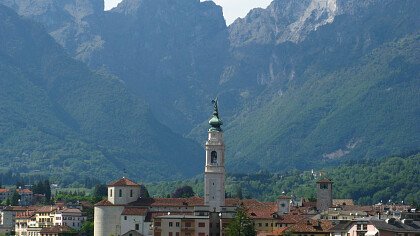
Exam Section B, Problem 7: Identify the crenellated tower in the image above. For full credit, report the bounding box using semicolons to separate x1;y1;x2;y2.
204;98;225;212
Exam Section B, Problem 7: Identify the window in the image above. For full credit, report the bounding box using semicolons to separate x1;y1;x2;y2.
110;189;112;197
176;222;180;227
199;234;205;236
185;222;191;227
135;224;139;230
176;233;180;236
169;233;173;236
320;183;328;189
169;222;173;227
198;222;205;227
124;216;127;220
211;151;217;164
258;223;262;227
130;189;133;197
119;189;122;197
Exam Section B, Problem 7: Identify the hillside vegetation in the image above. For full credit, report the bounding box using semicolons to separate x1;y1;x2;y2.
0;0;418;182
0;5;202;184
146;153;420;206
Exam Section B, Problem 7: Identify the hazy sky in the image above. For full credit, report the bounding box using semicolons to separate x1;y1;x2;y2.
104;0;272;25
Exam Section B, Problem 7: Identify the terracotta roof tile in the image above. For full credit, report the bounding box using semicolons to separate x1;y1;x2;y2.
0;188;10;193
288;219;334;233
17;189;33;194
15;211;35;219
95;199;114;206
122;207;148;216
333;199;354;206
36;206;58;213
40;225;74;233
278;214;309;224
108;177;140;187
130;197;204;207
247;202;278;219
59;208;82;214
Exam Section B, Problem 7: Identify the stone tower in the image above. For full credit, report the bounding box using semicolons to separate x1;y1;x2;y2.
277;195;292;215
204;98;225;212
316;178;333;212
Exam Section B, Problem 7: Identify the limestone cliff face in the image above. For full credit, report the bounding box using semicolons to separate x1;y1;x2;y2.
0;0;104;62
228;0;380;47
0;0;229;133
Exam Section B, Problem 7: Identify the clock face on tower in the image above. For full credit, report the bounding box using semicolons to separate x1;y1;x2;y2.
211;151;217;164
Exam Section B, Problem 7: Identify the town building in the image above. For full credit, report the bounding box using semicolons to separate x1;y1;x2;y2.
0;189;12;203
17;188;34;206
94;99;236;236
92;100;420;236
316;179;333;212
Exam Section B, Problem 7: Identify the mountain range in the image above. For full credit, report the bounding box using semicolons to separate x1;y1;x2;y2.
0;0;418;184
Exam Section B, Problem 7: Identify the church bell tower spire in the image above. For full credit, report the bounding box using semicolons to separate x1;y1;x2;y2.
204;98;226;211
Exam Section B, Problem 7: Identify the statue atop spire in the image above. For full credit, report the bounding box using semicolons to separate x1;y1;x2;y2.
209;98;223;132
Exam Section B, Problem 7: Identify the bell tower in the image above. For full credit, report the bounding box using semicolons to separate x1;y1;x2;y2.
204;98;225;212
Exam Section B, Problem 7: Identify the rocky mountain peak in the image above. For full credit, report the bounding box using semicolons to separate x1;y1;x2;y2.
228;0;382;47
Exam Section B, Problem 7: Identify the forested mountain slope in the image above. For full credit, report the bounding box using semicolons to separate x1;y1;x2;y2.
223;0;419;170
0;5;202;184
0;0;418;180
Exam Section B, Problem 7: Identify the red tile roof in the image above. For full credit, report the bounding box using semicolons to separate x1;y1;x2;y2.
0;188;10;193
95;199;114;206
122;207;148;216
333;199;354;206
259;227;288;236
15;211;35;219
247;202;277;219
277;214;309;224
17;189;33;194
40;225;75;233
36;206;58;213
58;208;82;214
108;177;140;187
130;197;204;207
288;219;334;233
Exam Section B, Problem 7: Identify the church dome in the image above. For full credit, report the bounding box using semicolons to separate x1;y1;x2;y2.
209;115;223;130
208;98;223;131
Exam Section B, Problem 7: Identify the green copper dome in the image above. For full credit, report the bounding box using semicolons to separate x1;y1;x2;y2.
209;98;223;132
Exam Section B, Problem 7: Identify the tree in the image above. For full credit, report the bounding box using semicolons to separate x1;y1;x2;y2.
226;206;256;236
11;190;20;206
140;185;150;198
79;221;94;236
93;184;108;202
44;180;51;203
171;186;194;198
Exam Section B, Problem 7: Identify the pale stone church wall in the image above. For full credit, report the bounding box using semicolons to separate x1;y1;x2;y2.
94;206;124;236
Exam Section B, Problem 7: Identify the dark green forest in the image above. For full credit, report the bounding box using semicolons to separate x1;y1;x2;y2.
145;153;420;206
